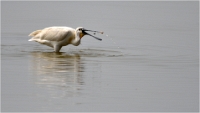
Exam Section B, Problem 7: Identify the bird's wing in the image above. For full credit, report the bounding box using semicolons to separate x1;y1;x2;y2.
30;27;74;42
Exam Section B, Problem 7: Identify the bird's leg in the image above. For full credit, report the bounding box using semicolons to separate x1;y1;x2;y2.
54;45;62;53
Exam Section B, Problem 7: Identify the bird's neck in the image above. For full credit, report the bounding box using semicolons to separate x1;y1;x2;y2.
72;32;81;46
75;32;81;40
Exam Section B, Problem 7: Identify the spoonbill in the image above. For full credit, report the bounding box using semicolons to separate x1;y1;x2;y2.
28;26;103;52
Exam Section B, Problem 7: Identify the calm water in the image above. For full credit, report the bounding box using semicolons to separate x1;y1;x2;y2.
1;1;199;112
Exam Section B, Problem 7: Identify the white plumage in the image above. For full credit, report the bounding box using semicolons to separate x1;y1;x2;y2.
28;26;103;52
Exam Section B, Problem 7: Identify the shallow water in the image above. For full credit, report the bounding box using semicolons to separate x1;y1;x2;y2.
1;1;199;112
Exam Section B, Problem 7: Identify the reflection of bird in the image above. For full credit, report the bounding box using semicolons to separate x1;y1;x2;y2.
28;26;103;52
29;52;84;98
30;52;82;75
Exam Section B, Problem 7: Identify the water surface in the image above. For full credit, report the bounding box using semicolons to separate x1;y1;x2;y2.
1;1;199;112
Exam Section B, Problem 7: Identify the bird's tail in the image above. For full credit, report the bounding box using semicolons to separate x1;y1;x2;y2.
28;39;34;41
28;30;42;37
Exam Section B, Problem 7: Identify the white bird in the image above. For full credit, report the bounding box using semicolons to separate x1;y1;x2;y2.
28;26;103;52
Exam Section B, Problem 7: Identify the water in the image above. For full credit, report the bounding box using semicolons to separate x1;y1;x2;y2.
1;1;199;112
104;34;120;49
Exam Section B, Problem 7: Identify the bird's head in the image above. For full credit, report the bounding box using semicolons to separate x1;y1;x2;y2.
76;27;103;41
